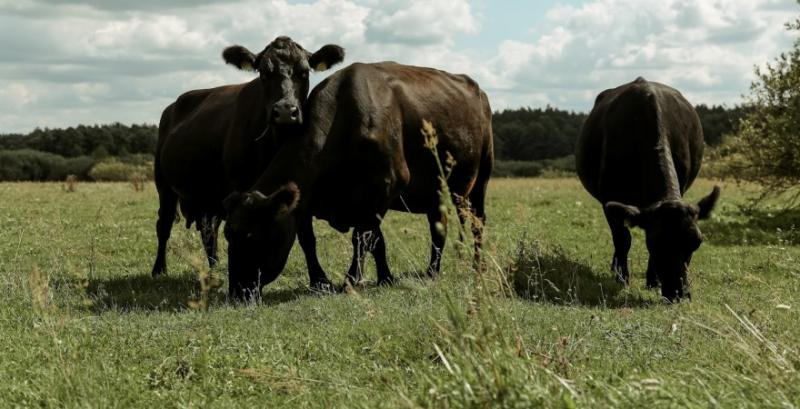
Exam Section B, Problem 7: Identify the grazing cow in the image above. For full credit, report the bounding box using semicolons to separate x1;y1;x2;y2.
221;62;494;299
576;77;720;301
150;36;344;277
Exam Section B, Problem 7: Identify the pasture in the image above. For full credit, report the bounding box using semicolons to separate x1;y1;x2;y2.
0;178;797;408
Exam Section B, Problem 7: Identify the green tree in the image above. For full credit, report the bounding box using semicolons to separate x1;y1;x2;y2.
729;9;800;194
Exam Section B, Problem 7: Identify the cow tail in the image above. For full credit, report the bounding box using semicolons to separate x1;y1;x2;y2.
645;86;681;196
155;105;181;225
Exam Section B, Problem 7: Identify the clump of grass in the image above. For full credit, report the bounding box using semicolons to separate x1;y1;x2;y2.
421;119;505;293
130;172;146;192
413;123;577;407
29;266;53;316
410;293;578;408
186;254;221;312
147;356;198;390
63;174;78;193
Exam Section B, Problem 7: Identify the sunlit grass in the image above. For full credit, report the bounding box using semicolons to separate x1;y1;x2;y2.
0;179;797;407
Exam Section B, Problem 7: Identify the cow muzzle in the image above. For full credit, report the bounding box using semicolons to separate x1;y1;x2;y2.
660;261;691;302
271;101;301;125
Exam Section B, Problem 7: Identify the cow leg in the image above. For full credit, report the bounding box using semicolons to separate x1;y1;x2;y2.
427;210;447;279
151;188;178;277
468;179;488;272
297;215;333;291
346;227;394;286
454;196;468;245
604;207;632;285
198;215;221;268
369;227;394;285
645;257;660;289
346;228;370;287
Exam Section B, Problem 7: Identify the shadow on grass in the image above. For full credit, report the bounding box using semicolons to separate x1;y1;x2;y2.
332;272;429;294
704;207;800;246
509;242;656;308
85;272;314;313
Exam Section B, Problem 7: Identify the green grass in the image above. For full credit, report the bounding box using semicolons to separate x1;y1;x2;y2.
0;179;798;408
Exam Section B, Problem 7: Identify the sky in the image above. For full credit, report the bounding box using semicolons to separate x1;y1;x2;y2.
0;0;797;133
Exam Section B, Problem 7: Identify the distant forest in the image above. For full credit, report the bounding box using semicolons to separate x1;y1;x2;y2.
0;105;745;181
492;104;745;161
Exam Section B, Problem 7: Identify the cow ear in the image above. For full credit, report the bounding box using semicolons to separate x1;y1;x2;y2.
605;202;642;228
268;183;300;217
697;186;721;220
223;191;244;211
222;45;257;72
309;44;345;72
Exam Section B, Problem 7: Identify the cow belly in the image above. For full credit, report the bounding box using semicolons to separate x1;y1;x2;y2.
166;162;228;224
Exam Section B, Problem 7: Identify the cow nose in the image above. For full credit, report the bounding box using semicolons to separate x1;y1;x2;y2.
272;103;301;124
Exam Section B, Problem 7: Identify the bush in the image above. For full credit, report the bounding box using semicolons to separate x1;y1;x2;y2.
720;14;800;196
56;156;95;180
493;161;544;178
89;159;153;182
118;153;155;167
493;156;575;178
0;150;95;181
539;155;576;177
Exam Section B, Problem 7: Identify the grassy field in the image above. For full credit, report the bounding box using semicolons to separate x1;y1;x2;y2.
0;178;797;408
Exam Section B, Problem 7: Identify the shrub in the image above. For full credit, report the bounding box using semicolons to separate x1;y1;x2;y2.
64;175;78;192
89;159;153;182
720;14;800;197
493;161;544;178
493;156;575;178
0;150;95;181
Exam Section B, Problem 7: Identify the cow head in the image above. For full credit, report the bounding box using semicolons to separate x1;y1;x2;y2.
222;184;300;300
222;36;344;127
605;186;720;301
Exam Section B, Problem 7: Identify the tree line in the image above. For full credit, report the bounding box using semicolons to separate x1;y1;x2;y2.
491;104;744;160
0;105;745;181
0;123;157;158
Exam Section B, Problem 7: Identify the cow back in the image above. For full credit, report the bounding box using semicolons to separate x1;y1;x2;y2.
300;62;493;228
576;78;703;207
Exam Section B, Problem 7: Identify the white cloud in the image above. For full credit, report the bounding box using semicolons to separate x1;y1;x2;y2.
0;0;795;132
483;0;797;111
363;0;478;45
86;16;217;56
0;83;37;109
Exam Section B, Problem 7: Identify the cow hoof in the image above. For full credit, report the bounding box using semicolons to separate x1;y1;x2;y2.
310;280;336;294
378;276;397;286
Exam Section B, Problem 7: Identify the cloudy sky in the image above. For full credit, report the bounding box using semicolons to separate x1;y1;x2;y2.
0;0;797;133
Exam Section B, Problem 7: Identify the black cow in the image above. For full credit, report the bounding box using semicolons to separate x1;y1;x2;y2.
221;62;494;299
150;36;344;277
576;77;720;301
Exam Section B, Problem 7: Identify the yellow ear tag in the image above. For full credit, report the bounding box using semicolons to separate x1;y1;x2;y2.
315;62;328;71
241;61;254;71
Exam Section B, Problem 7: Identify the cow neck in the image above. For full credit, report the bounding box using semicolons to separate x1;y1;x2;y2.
248;122;323;209
644;118;682;204
247;80;283;172
247;81;338;212
248;80;270;144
